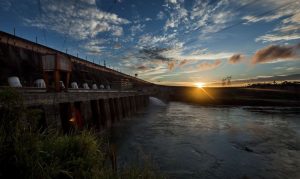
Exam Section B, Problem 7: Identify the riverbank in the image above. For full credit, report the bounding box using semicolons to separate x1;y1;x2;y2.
169;86;300;106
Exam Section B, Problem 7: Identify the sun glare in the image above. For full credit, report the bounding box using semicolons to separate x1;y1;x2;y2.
195;82;205;88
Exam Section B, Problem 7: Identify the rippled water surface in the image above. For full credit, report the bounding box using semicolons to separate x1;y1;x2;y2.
110;99;300;179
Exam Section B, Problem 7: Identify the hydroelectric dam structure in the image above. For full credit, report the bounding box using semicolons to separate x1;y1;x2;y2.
0;30;164;132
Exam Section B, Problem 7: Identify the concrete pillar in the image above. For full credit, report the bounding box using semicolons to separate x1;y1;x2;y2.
58;102;72;133
108;98;117;123
120;97;127;118
135;95;143;110
115;98;123;120
134;96;138;111
54;70;60;92
90;100;101;129
112;98;120;121
99;99;112;128
43;104;62;131
130;96;136;113
121;97;129;117
137;95;142;110
124;96;131;116
79;101;93;127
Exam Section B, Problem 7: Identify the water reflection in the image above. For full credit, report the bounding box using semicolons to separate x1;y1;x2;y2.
110;101;300;179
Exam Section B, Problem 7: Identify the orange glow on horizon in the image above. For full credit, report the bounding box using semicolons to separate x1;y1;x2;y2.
195;82;205;88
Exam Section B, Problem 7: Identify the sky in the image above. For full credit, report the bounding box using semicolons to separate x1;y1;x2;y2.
0;0;300;86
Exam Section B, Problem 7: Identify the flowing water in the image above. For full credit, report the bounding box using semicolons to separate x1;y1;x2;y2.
110;98;300;179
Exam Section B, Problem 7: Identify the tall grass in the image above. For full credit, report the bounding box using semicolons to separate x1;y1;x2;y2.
0;88;165;179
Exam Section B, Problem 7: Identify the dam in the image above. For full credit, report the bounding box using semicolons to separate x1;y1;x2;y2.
0;30;153;132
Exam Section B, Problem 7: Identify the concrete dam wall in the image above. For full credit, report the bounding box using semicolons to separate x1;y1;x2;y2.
0;31;152;132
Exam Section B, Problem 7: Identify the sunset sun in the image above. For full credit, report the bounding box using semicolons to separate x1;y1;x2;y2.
195;82;205;88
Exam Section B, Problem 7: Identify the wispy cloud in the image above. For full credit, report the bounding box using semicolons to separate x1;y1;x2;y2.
163;0;188;31
178;59;189;67
244;0;300;43
130;23;145;36
136;65;148;71
197;60;222;71
24;0;130;40
83;39;106;55
167;61;176;70
256;34;300;43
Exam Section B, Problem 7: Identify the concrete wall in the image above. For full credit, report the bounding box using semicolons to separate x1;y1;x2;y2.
42;94;149;132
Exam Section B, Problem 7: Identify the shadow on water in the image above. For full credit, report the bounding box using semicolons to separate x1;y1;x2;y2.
108;100;300;179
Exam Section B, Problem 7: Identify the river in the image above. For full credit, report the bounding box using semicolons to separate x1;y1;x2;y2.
110;97;300;179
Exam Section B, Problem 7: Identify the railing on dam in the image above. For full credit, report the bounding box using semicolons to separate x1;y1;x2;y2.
0;86;151;106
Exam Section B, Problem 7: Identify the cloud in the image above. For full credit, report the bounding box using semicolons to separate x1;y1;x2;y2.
242;0;299;24
256;34;300;43
246;1;300;43
255;11;300;43
157;11;165;20
138;33;177;47
114;43;122;49
130;23;145;36
112;27;124;36
81;0;96;5
178;59;188;67
139;47;173;61
163;0;188;31
145;18;152;21
167;61;176;70
137;65;148;71
166;0;178;4
188;0;234;36
24;0;130;40
228;54;244;64
197;60;222;71
83;39;106;55
176;51;234;61
252;44;300;64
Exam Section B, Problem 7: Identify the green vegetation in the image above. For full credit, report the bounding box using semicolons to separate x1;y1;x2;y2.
0;88;164;179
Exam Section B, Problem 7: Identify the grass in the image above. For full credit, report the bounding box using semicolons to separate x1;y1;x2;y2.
0;88;165;179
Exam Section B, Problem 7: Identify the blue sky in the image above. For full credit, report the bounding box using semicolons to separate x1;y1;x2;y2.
0;0;299;86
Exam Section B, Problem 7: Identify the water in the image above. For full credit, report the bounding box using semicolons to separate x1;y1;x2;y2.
110;99;300;179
